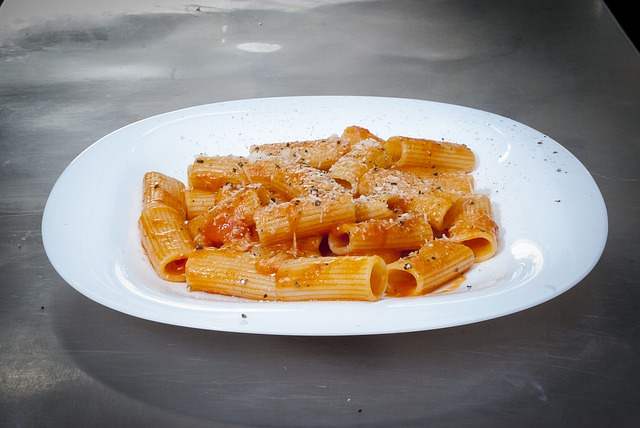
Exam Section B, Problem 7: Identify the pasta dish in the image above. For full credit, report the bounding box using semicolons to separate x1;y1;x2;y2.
139;126;498;301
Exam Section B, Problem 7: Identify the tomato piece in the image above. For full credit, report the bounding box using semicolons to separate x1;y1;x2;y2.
203;212;251;246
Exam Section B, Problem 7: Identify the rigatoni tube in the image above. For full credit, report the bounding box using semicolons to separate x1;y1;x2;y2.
186;248;276;300
354;195;395;222
386;240;475;296
187;188;262;249
255;194;356;245
188;156;247;191
139;202;194;282
444;195;498;262
250;136;349;171
275;256;387;301
143;171;187;217
184;189;216;219
340;125;384;147
328;139;391;191
403;192;459;232
385;136;475;171
328;214;433;255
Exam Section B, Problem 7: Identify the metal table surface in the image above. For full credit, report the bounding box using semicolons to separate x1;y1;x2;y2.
1;0;639;426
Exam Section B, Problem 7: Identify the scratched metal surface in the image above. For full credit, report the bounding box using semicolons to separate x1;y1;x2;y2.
1;0;639;426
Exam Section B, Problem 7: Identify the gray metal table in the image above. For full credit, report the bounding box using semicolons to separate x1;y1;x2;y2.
1;1;639;426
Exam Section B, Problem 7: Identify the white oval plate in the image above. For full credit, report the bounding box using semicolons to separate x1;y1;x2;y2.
42;96;607;335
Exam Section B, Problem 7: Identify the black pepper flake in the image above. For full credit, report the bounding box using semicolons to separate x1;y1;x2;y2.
304;149;309;153
358;409;363;413
238;162;244;167
403;263;412;270
553;151;558;154
390;182;398;186
40;306;45;310
153;184;159;189
241;313;247;319
431;256;436;260
537;141;543;145
196;159;204;163
232;168;237;173
418;190;424;195
556;168;562;172
263;294;268;299
466;285;472;289
294;200;300;205
314;200;321;206
286;142;291;147
195;244;203;250
433;172;439;176
270;197;276;203
554;199;561;203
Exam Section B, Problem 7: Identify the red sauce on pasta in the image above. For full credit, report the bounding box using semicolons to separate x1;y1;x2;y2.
203;213;251;247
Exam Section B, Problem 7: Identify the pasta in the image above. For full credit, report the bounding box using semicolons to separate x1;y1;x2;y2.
185;188;216;219
275;256;387;301
354;195;394;221
328;214;433;255
341;125;384;146
328;138;392;191
358;168;474;196
250;136;349;170
255;193;356;245
398;191;459;232
187;248;276;300
188;155;247;191
385;136;475;171
386;241;475;296
423;173;474;195
243;159;344;199
143;171;187;217
444;195;498;262
187;187;262;249
139;202;194;282
140;126;500;301
251;236;323;274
